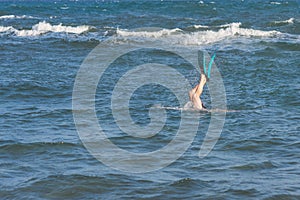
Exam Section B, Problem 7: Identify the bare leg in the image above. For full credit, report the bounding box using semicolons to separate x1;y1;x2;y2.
195;74;207;97
189;74;207;110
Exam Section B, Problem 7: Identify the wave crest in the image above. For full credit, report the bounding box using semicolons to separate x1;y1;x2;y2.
274;18;295;24
116;23;281;45
0;21;91;36
116;27;182;38
0;14;35;19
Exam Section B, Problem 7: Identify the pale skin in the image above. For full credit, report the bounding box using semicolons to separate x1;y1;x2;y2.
188;73;207;110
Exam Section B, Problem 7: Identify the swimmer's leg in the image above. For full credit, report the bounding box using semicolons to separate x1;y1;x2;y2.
195;74;207;98
189;84;199;101
188;73;207;101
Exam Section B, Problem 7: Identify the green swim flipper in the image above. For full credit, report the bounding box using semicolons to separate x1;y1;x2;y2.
207;53;216;79
198;51;216;80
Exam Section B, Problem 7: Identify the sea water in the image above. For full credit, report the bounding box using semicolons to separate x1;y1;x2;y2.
1;0;299;199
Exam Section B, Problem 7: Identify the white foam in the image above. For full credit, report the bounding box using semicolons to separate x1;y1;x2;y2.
0;15;34;19
219;23;239;28
0;15;15;19
116;23;281;45
193;23;241;29
193;24;210;29
0;21;91;36
60;6;69;10
274;18;294;24
270;1;281;5
116;27;182;38
0;26;16;33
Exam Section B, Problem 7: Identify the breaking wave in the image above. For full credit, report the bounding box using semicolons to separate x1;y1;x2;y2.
0;14;35;19
1;21;297;45
274;18;295;24
116;23;281;45
0;21;91;36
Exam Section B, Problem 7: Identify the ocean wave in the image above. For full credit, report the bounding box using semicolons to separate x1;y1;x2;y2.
0;26;15;33
192;24;210;29
116;23;281;45
0;14;35;19
274;18;295;24
230;160;278;170
0;21;91;36
1;22;295;45
116;27;182;38
270;1;283;5
170;177;198;186
192;22;254;30
0;142;80;153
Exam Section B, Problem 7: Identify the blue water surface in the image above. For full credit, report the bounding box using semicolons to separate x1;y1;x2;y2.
0;0;300;199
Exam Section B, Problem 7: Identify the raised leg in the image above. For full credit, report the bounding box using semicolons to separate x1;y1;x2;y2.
195;74;207;97
189;74;207;100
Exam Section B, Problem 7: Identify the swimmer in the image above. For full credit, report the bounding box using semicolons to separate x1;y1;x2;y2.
188;52;215;111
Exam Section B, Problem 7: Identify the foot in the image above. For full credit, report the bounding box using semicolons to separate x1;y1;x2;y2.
200;74;207;84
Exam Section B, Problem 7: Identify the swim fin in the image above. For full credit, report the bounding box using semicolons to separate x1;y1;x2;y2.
207;53;216;79
198;51;216;80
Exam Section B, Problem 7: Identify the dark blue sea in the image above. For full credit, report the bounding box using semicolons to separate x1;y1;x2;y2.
1;0;300;199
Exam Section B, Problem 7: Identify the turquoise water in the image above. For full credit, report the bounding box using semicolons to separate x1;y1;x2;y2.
1;0;300;199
